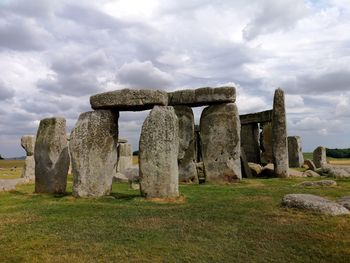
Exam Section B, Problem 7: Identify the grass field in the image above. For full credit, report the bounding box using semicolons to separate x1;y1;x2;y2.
0;160;24;179
303;153;350;166
1;176;350;262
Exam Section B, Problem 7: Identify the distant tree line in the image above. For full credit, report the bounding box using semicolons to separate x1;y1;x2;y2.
326;148;350;158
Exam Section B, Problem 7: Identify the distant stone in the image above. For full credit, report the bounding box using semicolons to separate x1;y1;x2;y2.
282;194;349;216
303;170;320;177
261;123;273;164
90;89;168;111
21;135;35;156
0;178;26;192
288;169;306;177
117;142;133;174
70;110;119;197
139;106;179;198
22;156;35;180
288;136;304;168
298;180;337;187
34;117;70;194
313;146;327;168
322;165;350;179
168;86;236;107
338;196;350;210
174;106;197;182
200;103;241;183
304;159;316;171
248;162;262;177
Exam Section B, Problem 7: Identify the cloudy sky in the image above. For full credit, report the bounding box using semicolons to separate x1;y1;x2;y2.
0;0;349;157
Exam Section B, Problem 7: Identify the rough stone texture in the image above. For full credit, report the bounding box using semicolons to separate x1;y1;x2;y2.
288;136;304;168
313;146;327;168
117;141;133;174
194;125;203;162
70;110;119;197
239;110;273;125
21;135;35;156
288;169;306;177
174;106;197;182
338;196;350;210
200;103;242;183
272;88;289;178
21;156;35;180
303;170;320;177
240;149;252;178
139;106;179;198
34;117;70;194
298;180;337;187
168;86;235;107
322;165;350;178
241;123;260;163
261;122;273;164
90;89;168;111
282;194;349;216
304;159;316;171
248;163;262;177
0;178;27;192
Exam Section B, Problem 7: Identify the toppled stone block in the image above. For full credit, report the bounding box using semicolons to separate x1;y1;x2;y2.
338;196;350;210
322;164;350;178
90;89;168;111
304;159;316;171
282;194;349;216
298;180;337;187
168;86;235;107
248;162;262;177
302;170;320;177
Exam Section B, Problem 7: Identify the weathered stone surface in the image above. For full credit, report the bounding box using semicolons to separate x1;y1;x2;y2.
22;156;35;180
21;135;35;156
168;86;235;107
239;110;273;125
200;103;241;183
240;149;252;178
322;165;350;178
282;194;349;216
304;159;316;171
70;110;119;197
288;136;304;168
248;162;262;177
298;180;337;187
338;196;350;210
313;146;327;168
261;122;273;164
272;88;289;177
241;123;260;163
117;142;133;173
90;89;168;111
288;169;306;177
174;106;197;182
34;117;70;194
0;178;27;192
139;106;179;198
303;170;320;177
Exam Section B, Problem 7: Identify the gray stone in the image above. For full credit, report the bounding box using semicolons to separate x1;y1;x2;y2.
248;162;262;177
337;196;350;210
298;180;337;187
117;142;133;174
240;149;253;178
261;122;273;164
282;194;349;216
313;146;327;168
21;156;35;180
90;89;168;111
21;135;35;156
174;106;197;182
322;165;350;178
139;106;179;198
168;86;235;107
272;88;289;178
200;103;241;183
241;123;260;163
303;170;320;177
70;110;119;197
304;159;316;171
0;178;27;192
34;117;70;194
288;169;306;177
288;136;304;168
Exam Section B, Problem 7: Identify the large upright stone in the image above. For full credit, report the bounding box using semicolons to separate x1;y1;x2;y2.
261;122;273;164
168;86;235;107
241;123;260;163
174;106;197;182
21;135;35;180
117;139;133;173
90;89;168;111
34;117;69;194
313;146;327;168
139;106;179;198
200;103;242;183
70;110;119;197
272;88;289;178
288;136;304;168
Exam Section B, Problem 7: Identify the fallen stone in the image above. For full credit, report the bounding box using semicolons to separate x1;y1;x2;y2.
261;163;276;177
288;169;306;177
139;106;179;198
298;180;337;187
322;165;350;178
200;103;241;183
21;135;35;156
70;110;119;197
313;146;327;168
35;117;70;194
282;194;349;216
303;170;320;177
0;178;27;191
90;89;168;111
248;162;262;177
288;136;304;168
338;196;350;210
304;159;316;171
168;86;235;107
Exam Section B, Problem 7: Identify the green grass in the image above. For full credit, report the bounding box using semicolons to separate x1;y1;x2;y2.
0;160;24;179
1;177;350;262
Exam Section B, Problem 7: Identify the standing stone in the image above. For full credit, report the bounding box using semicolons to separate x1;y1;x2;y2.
241;123;260;163
200;103;242;183
117;140;133;173
139;106;179;198
174;106;197;182
272;88;289;178
313;146;327;168
70;110;119;197
288;136;304;168
34;117;70;194
21;135;35;180
66;134;72;174
260;122;273;164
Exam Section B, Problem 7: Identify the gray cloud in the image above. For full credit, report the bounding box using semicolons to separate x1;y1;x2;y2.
0;81;15;100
